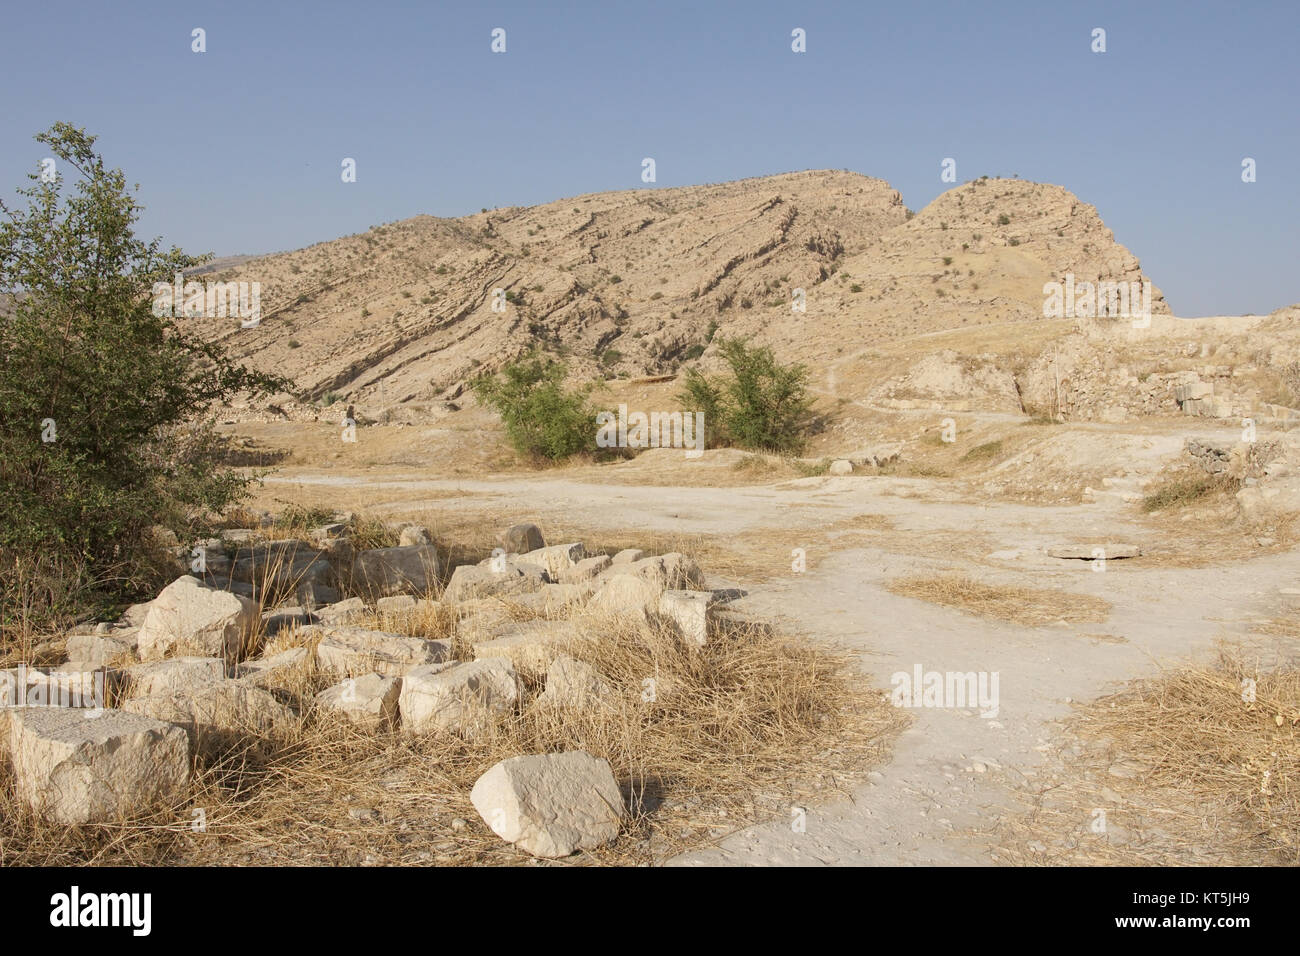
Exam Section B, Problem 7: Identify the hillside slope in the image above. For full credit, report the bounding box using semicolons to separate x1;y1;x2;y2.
181;171;1167;416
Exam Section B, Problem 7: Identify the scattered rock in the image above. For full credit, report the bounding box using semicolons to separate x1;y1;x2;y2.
470;751;625;858
316;673;401;730
537;656;613;710
502;523;545;554
136;576;258;661
6;707;190;824
311;626;452;678
828;459;853;475
399;659;519;739
351;545;439;599
658;590;714;646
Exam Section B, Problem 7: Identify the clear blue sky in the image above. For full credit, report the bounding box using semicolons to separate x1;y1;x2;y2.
2;0;1295;316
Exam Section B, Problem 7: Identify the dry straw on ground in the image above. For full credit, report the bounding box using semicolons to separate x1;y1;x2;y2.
886;572;1111;627
994;648;1299;865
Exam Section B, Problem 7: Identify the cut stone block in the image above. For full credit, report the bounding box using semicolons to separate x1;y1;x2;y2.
537;656;614;710
502;523;545;554
316;673;401;730
136;576;258;661
1047;544;1143;560
315;597;368;626
233;647;313;688
399;659;519;739
558;555;611;584
470;751;625;858
398;525;432;547
445;561;548;603
658;590;714;646
126;657;226;698
65;629;139;667
519;543;586;580
610;549;645;565
587;574;663;622
609;552;704;590
472;621;577;678
351;545;439;598
123;680;296;751
310;626;452;678
7;707;190;824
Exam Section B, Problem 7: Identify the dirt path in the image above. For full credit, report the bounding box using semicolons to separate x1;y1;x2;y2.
263;468;1300;865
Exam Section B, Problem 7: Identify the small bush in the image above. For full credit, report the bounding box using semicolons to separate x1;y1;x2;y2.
678;338;814;454
1141;473;1240;513
472;353;598;462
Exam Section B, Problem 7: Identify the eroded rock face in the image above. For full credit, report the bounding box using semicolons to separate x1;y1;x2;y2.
470;751;625;858
6;708;190;824
136;576;258;661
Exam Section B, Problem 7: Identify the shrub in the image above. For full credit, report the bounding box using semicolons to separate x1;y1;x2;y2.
682;344;706;361
472;353;598;462
997;213;1011;226
678;338;814;454
0;124;285;633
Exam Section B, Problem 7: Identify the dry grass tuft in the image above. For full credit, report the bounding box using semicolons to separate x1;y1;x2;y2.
994;648;1300;865
886;572;1110;627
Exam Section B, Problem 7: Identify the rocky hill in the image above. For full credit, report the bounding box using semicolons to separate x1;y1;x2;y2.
180;170;1168;417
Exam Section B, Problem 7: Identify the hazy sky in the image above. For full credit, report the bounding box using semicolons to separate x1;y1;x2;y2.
2;0;1295;316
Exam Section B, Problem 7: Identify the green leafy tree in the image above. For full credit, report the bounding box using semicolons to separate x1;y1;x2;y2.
472;352;597;461
678;338;814;454
0;124;286;622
